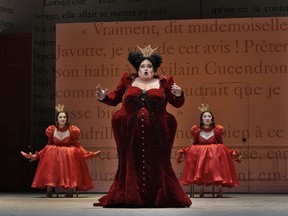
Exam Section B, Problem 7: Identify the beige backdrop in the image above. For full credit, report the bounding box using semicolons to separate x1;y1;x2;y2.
56;17;288;193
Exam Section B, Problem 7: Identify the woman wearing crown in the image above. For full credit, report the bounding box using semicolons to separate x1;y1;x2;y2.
20;104;101;197
94;45;191;207
176;104;242;198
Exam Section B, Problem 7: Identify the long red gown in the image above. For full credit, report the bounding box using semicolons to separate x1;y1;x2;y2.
31;125;93;191
98;72;192;207
179;125;239;187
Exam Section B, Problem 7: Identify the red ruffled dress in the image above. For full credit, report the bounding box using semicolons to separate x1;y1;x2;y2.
31;125;93;191
97;72;192;207
179;125;239;187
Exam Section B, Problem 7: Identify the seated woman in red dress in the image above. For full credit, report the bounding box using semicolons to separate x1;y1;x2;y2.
21;104;101;198
176;103;242;198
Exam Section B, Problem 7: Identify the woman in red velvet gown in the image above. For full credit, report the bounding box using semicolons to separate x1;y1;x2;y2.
176;104;241;198
94;45;192;207
21;105;100;197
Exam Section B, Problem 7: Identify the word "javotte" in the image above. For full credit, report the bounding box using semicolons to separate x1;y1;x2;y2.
56;44;104;59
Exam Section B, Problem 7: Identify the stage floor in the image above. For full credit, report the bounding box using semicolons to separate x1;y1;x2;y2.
0;193;287;216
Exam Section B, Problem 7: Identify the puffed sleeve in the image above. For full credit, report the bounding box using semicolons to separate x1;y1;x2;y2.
36;125;56;158
70;125;81;147
163;76;185;108
100;72;132;106
214;125;224;144
190;125;200;144
45;125;56;145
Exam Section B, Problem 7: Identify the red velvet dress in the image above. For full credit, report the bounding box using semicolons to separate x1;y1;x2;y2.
179;125;239;187
31;125;93;191
98;72;191;207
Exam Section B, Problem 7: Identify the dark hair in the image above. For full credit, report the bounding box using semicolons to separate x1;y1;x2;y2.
128;51;162;72
55;111;70;127
199;111;215;129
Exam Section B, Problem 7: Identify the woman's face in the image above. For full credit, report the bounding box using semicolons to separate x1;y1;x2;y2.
138;59;154;81
57;112;67;127
202;112;212;126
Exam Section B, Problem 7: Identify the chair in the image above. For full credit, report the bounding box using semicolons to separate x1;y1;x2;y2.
55;187;78;197
189;184;216;198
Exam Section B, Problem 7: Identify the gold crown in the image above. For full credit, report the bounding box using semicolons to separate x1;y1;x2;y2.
137;44;158;57
55;104;65;112
198;103;209;112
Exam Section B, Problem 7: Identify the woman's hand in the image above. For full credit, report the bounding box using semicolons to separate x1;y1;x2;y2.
84;150;101;160
20;151;38;162
171;83;182;97
231;149;243;164
96;84;107;101
176;149;184;163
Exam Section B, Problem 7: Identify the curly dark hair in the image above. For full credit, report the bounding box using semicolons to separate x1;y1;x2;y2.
128;51;162;72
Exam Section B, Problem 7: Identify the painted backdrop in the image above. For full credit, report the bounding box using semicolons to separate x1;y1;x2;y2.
56;17;288;193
